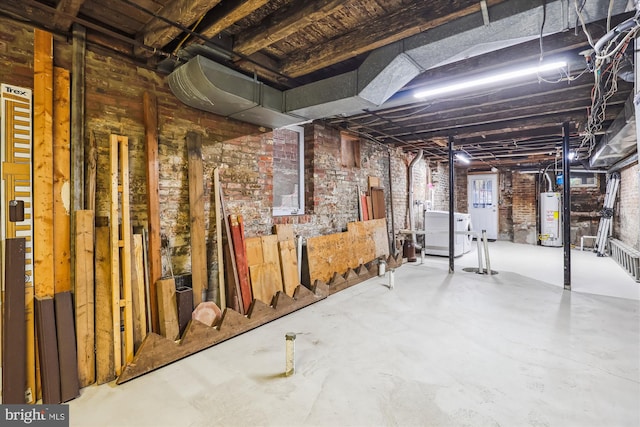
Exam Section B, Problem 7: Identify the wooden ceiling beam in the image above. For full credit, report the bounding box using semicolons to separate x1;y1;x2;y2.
53;0;86;31
280;0;506;77
233;0;345;56
197;0;271;40
140;0;222;51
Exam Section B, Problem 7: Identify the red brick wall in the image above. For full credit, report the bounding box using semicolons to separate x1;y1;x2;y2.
512;172;537;244
0;18;411;290
615;164;639;249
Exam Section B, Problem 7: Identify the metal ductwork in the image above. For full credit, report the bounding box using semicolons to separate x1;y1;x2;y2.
590;94;637;168
169;0;630;129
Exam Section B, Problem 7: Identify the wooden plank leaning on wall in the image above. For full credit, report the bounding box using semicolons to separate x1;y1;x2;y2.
143;91;161;333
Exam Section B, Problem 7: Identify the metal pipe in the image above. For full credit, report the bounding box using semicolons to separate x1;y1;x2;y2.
285;333;296;376
476;233;484;274
388;149;396;255
482;230;492;276
544;172;554;192
562;122;572;290
408;149;424;245
448;136;455;274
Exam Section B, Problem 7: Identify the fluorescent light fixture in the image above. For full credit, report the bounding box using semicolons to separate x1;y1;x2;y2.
414;60;567;99
567;151;576;160
454;153;471;164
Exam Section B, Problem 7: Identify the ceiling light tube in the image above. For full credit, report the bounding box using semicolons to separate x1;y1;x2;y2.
454;152;471;164
414;60;567;99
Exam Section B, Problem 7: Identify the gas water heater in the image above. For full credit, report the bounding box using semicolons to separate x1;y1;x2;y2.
540;192;562;247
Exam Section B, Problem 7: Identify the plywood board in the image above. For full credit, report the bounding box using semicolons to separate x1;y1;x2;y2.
245;236;263;266
94;224;115;384
305;232;351;284
157;278;179;340
278;239;299;297
74;209;95;387
187;132;207;307
53;67;71;294
249;263;280;305
274;224;294;242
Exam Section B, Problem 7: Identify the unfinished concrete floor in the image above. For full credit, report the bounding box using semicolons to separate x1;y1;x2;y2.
69;242;640;427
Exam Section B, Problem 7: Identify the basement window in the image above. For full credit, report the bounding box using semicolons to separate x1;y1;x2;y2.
273;126;305;216
569;172;598;187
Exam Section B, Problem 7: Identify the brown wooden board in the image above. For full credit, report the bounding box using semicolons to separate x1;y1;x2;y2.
143;91;161;333
361;195;369;221
366;195;373;221
223;242;240;312
35;297;61;404
94;224;115;384
74;209;95;387
186;132;207;307
54;291;80;402
156;278;179;340
230;215;252;312
371;187;386;219
53;67;71;294
33;29;55;299
219;190;242;314
117;282;328;384
278;239;299;297
213;167;225;310
2;238;26;403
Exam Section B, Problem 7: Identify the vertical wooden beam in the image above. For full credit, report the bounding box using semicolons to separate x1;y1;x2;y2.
74;209;95;387
71;24;85;211
33;28;55;298
2;238;26;403
53;67;71;293
94;223;115;384
143;91;160;333
85;130;97;211
186;132;207;307
213;167;226;311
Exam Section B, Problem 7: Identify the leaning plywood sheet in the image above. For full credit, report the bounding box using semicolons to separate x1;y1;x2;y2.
305;232;351;284
278;239;299;297
347;218;389;263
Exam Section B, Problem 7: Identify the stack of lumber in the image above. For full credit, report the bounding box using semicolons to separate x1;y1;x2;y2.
360;176;386;221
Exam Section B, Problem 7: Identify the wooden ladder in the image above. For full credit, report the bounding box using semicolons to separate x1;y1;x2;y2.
109;134;134;375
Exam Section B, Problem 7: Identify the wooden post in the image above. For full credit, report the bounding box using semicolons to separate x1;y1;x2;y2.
53;67;71;294
143;91;161;333
74;209;95;387
33;28;55;299
186;132;207;307
213;167;226;311
85;130;97;211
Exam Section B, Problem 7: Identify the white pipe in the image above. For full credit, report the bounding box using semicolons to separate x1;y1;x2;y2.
408;150;424;243
544;172;554;192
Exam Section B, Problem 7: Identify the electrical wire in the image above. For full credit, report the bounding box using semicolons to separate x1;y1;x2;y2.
540;0;547;61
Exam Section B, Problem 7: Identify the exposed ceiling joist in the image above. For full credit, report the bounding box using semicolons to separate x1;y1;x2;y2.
197;0;271;40
53;0;85;31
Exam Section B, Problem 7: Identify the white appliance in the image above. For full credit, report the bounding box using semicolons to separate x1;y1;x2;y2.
540;192;562;247
424;210;472;257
